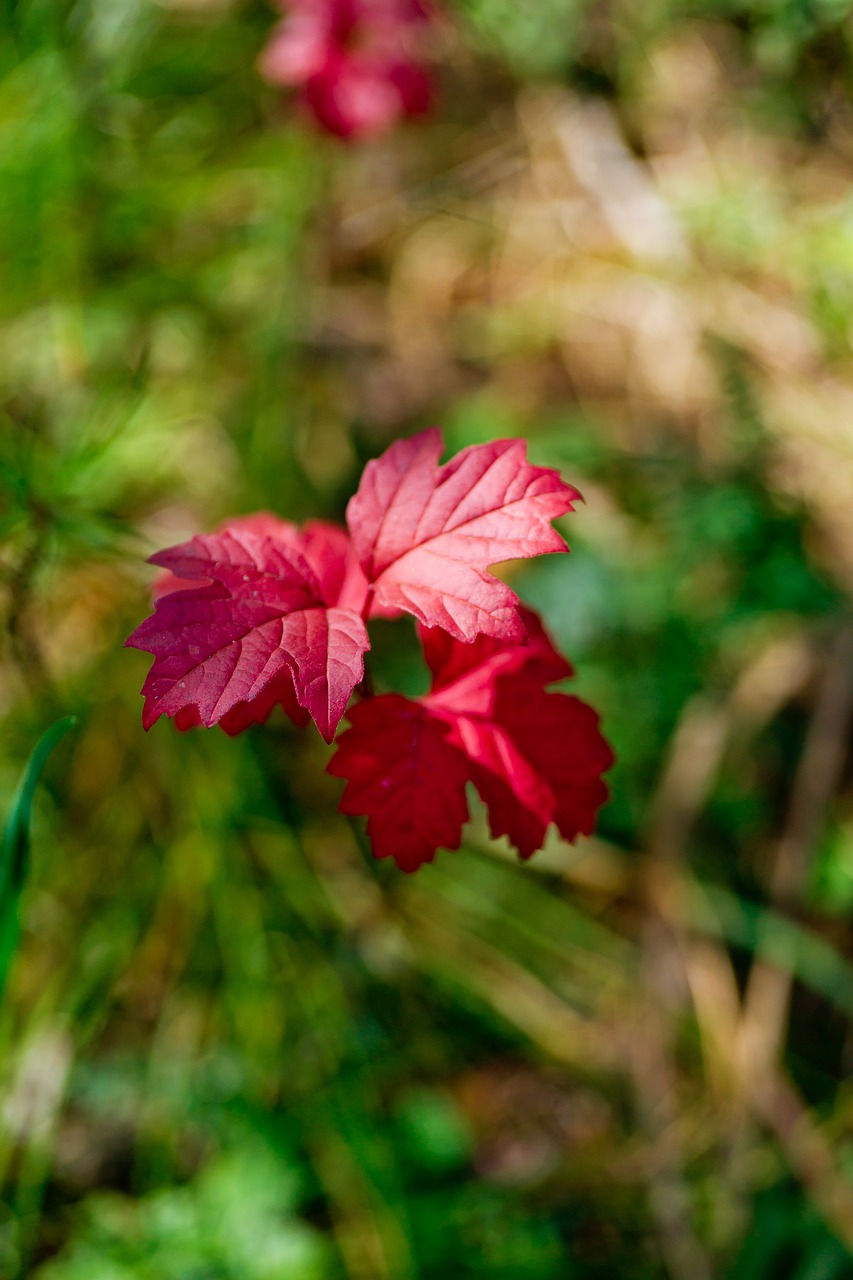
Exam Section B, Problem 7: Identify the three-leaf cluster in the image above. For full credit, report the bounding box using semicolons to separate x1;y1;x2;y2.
127;430;613;871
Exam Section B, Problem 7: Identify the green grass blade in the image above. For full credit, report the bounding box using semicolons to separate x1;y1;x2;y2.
0;716;76;1000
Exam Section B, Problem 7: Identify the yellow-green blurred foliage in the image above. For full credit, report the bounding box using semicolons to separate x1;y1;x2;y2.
3;0;853;1276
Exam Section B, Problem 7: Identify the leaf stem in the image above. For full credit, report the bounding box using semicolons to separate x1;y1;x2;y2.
357;655;375;699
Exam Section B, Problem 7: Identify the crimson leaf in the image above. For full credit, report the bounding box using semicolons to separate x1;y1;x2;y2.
329;608;612;870
331;695;471;872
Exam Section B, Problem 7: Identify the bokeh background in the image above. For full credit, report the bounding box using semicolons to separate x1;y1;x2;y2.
4;0;853;1275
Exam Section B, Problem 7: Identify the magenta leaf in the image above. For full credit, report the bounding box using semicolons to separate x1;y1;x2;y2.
126;526;368;742
296;519;370;613
171;671;310;735
154;516;368;615
346;429;580;641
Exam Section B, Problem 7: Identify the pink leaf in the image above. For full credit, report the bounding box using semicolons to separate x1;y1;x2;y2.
126;526;368;742
347;429;580;641
329;607;612;869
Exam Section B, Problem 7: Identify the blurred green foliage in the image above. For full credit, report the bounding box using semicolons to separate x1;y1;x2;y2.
0;718;75;1003
3;0;853;1277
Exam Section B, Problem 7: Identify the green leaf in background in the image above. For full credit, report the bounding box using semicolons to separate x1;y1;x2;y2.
0;717;76;1002
35;1139;331;1280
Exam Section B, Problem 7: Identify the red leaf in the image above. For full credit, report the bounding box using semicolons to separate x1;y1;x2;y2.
126;526;368;742
328;695;471;872
346;429;580;641
329;608;612;870
445;681;612;859
420;605;573;693
485;684;613;849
